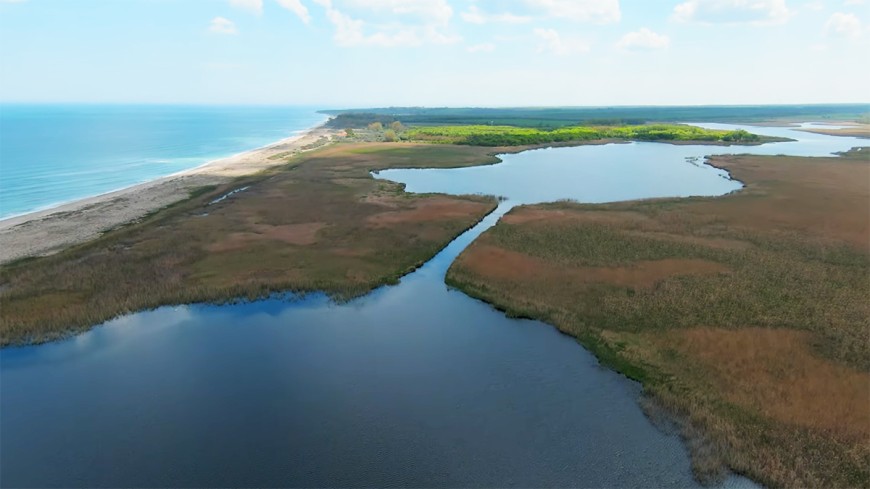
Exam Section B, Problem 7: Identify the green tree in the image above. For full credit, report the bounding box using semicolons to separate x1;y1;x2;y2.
368;122;383;131
390;121;405;132
383;129;398;142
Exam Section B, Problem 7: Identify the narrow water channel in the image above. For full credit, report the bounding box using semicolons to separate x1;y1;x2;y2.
1;123;861;487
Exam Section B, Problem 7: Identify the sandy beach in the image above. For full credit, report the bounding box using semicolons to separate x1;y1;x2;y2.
0;124;338;265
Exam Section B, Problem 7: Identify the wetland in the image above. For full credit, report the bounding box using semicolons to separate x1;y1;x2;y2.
1;122;867;488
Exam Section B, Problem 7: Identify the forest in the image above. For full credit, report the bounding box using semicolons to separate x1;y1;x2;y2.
323;104;870;129
403;124;762;146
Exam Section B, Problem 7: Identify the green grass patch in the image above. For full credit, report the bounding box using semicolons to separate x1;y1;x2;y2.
405;124;764;146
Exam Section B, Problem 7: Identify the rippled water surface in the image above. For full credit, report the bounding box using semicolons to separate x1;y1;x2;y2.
0;105;325;218
1;123;862;487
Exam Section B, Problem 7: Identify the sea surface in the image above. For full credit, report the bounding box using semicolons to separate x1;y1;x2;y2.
1;123;863;487
0;105;326;219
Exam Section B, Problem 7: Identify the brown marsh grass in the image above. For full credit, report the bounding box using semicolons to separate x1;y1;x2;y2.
447;148;870;488
0;142;504;345
798;123;870;139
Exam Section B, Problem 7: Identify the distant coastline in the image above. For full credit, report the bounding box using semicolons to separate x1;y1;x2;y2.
0;123;323;223
0;127;313;224
0;105;329;220
0;122;338;264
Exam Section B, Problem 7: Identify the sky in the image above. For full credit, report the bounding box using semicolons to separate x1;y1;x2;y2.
0;0;868;107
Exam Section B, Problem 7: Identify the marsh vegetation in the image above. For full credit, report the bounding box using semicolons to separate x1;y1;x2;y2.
0;143;502;345
446;148;870;488
3;112;867;488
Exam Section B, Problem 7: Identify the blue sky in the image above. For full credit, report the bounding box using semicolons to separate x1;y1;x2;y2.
0;0;867;106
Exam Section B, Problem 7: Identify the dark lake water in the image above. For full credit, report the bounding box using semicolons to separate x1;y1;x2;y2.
1;123;862;488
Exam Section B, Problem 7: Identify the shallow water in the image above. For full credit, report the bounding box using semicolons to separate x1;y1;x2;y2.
1;123;863;487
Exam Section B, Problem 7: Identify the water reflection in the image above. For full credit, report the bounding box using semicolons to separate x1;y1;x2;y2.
375;123;862;203
3;123;861;488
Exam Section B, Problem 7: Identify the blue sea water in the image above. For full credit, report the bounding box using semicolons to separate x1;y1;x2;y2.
0;105;326;219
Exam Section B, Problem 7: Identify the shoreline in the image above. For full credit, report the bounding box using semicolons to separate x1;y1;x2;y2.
0;130;779;266
443;148;870;488
0;141;505;347
0;122;339;264
0;127;318;223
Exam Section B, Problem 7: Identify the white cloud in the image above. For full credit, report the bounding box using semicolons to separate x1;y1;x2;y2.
312;0;363;44
229;0;263;15
525;0;621;23
276;0;312;23
0;0;30;3
342;0;453;26
616;28;671;50
825;11;863;39
533;28;591;55
312;0;459;47
209;17;239;35
461;6;531;24
844;0;865;5
672;0;791;25
467;42;496;53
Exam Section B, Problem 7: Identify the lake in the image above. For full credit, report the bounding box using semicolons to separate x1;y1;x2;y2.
0;123;862;487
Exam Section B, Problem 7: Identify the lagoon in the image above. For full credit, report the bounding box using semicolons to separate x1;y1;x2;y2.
0;123;862;487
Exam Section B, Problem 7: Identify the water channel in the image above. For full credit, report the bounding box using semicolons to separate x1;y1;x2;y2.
1;123;862;487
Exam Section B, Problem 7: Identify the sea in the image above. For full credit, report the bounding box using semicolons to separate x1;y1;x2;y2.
0;105;327;219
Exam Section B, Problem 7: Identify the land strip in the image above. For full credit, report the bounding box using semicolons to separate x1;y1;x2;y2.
0;122;771;265
0;126;336;264
324;105;870;128
0;143;508;345
402;123;775;146
0;126;776;345
797;122;870;139
446;148;870;488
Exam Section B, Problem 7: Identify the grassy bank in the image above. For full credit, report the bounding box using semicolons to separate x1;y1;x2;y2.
404;124;768;146
446;148;870;488
0;143;505;346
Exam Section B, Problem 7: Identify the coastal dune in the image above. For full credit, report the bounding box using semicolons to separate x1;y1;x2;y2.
0;126;337;264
